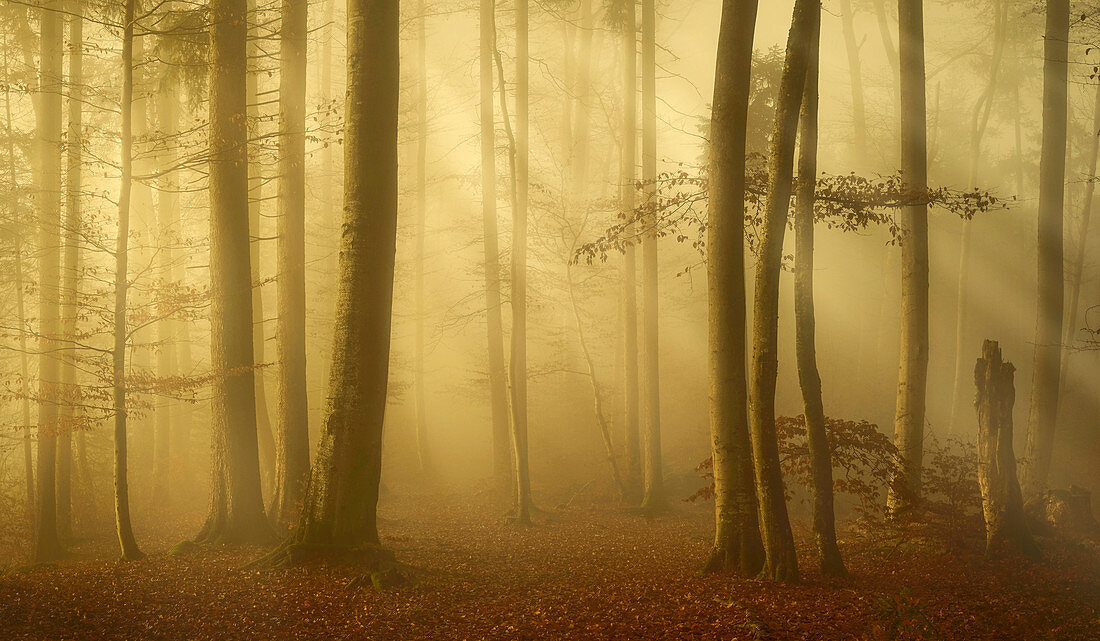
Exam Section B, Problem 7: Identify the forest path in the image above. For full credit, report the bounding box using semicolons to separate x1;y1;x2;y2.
0;491;1097;640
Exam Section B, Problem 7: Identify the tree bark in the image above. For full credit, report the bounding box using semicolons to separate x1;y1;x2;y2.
793;3;845;578
619;0;642;505
639;0;665;512
271;0;311;530
481;0;511;488
974;340;1040;559
198;0;273;545
703;0;764;577
112;0;143;561
413;0;433;478
291;0;398;549
747;0;816;584
33;0;65;564
838;0;867;161
512;0;532;523
886;0;930;515
1024;0;1069;495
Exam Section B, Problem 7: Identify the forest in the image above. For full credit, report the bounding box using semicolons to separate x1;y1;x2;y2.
0;0;1098;638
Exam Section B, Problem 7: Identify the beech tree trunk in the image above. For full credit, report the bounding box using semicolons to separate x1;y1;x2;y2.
748;0;817;584
975;340;1040;559
887;0;930;515
1024;0;1068;495
413;0;432;478
793;3;845;578
112;0;143;561
481;0;511;488
198;0;273;545
292;0;398;548
639;0;665;512
838;0;867;160
57;0;85;541
33;0;64;564
619;0;642;505
703;0;764;577
271;0;311;530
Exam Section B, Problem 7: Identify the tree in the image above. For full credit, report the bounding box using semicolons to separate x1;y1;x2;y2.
112;0;143;561
887;0;930;515
747;0;817;584
481;0;511;488
286;0;399;551
271;0;311;530
793;2;845;577
198;0;273;545
413;0;432;478
838;0;868;160
617;0;642;505
33;0;65;564
639;0;664;512
703;0;764;576
1024;0;1069;495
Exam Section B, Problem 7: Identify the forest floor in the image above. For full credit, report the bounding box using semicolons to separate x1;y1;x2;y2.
0;488;1098;640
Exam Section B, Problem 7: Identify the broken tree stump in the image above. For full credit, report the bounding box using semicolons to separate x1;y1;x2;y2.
974;340;1040;560
1026;486;1100;537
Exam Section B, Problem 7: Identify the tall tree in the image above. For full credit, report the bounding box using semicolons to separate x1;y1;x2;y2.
481;0;511;488
57;0;85;541
33;0;65;564
1024;0;1069;495
793;1;845;577
413;0;432;477
198;0;272;544
271;0;311;529
887;0;930;514
639;0;664;512
618;0;642;505
703;0;764;576
287;0;399;550
838;0;868;160
112;0;143;560
747;0;815;584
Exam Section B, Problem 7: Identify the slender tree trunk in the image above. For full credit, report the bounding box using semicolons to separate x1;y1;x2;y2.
113;0;143;561
873;0;899;87
513;0;531;522
703;0;764;577
481;0;511;488
56;0;84;541
571;0;593;193
974;340;1040;560
619;0;642;505
793;6;845;577
1024;0;1069;495
1060;81;1100;396
838;0;867;160
886;0;930;514
949;1;1006;433
413;0;432;478
33;0;65;564
639;0;664;511
290;0;399;549
271;0;311;530
246;0;276;492
198;0;273;545
747;0;815;584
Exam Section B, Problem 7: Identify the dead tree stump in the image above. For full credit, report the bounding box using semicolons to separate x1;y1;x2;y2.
1026;486;1100;537
974;340;1040;559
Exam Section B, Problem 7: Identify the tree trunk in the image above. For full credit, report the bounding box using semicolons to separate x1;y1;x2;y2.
619;0;642;505
571;0;593;193
793;4;845;578
975;340;1040;559
838;0;867;161
948;1;1006;433
413;0;433;478
639;0;664;512
291;0;398;549
481;0;511;488
512;0;531;523
703;0;764;577
33;0;65;564
886;0;930;515
113;0;143;561
57;0;84;541
247;0;276;493
747;0;815;584
198;0;273;545
1024;0;1069;495
271;0;311;530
